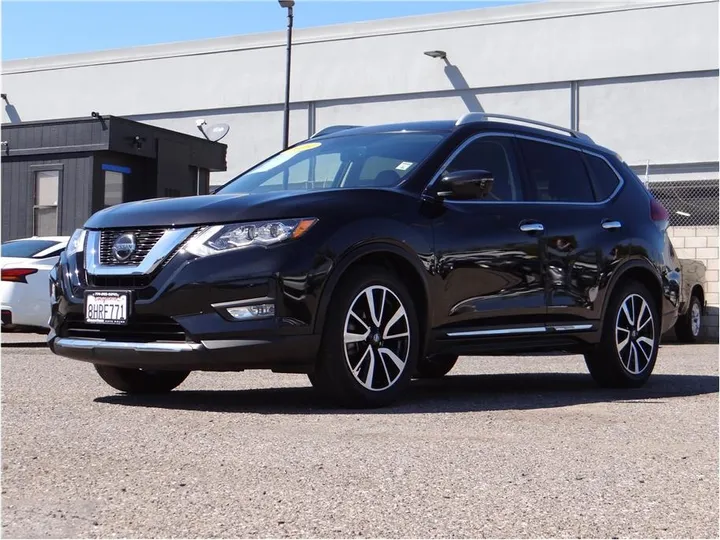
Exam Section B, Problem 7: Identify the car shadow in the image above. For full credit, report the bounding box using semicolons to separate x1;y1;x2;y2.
94;372;719;415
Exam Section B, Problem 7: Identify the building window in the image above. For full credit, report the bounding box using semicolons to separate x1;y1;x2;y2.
34;170;59;236
101;164;130;207
104;170;124;207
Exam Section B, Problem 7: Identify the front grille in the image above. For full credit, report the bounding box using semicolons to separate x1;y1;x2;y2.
62;313;187;342
99;229;165;266
87;274;154;289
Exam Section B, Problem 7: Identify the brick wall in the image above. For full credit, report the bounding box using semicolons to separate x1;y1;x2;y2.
666;226;719;341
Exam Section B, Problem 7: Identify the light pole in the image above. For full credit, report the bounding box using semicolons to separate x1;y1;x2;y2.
279;0;295;150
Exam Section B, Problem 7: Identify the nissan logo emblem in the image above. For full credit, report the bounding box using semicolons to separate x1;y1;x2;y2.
111;233;136;262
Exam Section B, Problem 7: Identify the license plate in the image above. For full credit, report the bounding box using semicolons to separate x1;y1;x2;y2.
84;291;130;325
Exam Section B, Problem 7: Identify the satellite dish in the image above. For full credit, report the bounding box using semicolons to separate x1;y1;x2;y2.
205;123;230;142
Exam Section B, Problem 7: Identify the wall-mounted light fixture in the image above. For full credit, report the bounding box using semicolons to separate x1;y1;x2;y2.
131;136;146;150
424;50;447;60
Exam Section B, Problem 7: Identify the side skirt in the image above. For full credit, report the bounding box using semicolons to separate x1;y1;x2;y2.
428;323;601;357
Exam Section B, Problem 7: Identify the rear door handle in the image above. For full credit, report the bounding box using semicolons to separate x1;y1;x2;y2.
520;222;544;233
602;220;622;230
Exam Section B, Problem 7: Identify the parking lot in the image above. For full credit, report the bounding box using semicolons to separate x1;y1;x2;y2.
1;338;718;539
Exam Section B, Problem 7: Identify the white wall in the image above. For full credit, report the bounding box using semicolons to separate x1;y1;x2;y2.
3;1;717;119
315;83;571;129
579;72;719;166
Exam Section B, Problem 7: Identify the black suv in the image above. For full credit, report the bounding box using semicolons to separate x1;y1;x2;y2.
49;113;681;407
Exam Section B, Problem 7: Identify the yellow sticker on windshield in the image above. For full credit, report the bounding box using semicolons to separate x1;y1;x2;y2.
283;142;321;157
251;142;322;173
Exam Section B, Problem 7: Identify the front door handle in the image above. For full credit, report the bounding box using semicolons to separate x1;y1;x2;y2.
520;222;544;233
602;220;622;230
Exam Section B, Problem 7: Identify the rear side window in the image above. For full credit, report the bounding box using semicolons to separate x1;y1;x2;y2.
518;138;594;203
585;154;621;201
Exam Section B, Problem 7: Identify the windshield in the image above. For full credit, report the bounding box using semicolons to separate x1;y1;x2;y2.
1;239;62;258
218;132;446;194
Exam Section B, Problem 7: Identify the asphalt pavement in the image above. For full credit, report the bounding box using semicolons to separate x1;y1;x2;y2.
2;339;718;538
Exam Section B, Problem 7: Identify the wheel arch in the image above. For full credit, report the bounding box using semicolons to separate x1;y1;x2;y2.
602;259;664;325
313;242;431;349
691;284;706;314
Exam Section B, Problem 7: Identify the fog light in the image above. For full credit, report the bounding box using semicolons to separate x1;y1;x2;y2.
226;303;275;320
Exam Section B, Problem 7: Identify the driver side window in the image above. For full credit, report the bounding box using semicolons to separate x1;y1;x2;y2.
445;136;522;201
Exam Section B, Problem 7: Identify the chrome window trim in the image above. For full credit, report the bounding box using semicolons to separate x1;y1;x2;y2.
85;227;197;276
425;132;625;206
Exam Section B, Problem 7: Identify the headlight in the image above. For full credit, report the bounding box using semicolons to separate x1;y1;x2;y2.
66;228;86;257
184;218;317;257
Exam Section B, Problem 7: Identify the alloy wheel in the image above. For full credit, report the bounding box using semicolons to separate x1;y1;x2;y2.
343;285;410;392
615;293;655;375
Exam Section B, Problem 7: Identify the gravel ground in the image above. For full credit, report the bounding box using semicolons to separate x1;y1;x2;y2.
2;342;718;539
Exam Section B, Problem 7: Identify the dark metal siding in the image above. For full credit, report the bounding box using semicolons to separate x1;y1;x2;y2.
1;160;32;242
4;119;109;157
1;154;93;242
92;151;157;212
157;139;193;198
108;116;227;171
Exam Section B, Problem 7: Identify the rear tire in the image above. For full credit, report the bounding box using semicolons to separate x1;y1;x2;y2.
584;280;660;388
675;295;702;343
415;354;458;379
94;365;190;394
308;265;419;408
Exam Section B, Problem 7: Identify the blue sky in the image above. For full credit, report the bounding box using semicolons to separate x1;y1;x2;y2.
2;1;536;61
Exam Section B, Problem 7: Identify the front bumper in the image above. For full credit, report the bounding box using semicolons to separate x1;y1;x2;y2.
49;235;331;372
49;333;320;373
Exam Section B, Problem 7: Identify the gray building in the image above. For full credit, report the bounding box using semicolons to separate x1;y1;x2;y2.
2;0;719;321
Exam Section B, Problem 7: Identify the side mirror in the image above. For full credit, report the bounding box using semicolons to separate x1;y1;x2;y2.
437;169;494;200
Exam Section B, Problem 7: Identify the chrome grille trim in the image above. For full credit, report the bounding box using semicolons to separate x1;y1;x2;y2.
99;229;165;266
86;227;197;276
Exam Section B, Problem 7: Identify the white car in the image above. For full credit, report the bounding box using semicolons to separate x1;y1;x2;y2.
1;236;69;331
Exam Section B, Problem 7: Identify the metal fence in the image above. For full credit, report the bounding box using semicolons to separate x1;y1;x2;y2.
646;179;719;229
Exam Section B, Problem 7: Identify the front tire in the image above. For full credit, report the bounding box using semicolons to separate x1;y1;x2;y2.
309;265;420;408
584;280;660;388
94;365;190;394
675;295;702;343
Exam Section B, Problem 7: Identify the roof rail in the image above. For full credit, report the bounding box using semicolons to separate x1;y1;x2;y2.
310;125;360;139
455;112;594;143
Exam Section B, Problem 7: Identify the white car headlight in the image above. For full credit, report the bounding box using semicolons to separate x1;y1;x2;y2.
184;218;317;257
66;228;86;257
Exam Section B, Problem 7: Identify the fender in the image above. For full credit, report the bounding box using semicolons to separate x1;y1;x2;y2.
599;256;664;321
313;240;433;339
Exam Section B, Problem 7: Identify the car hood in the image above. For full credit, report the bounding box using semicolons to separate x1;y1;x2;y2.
84;190;397;229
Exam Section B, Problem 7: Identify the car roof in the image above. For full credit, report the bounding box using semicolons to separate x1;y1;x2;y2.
310;118;617;158
315;121;457;137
